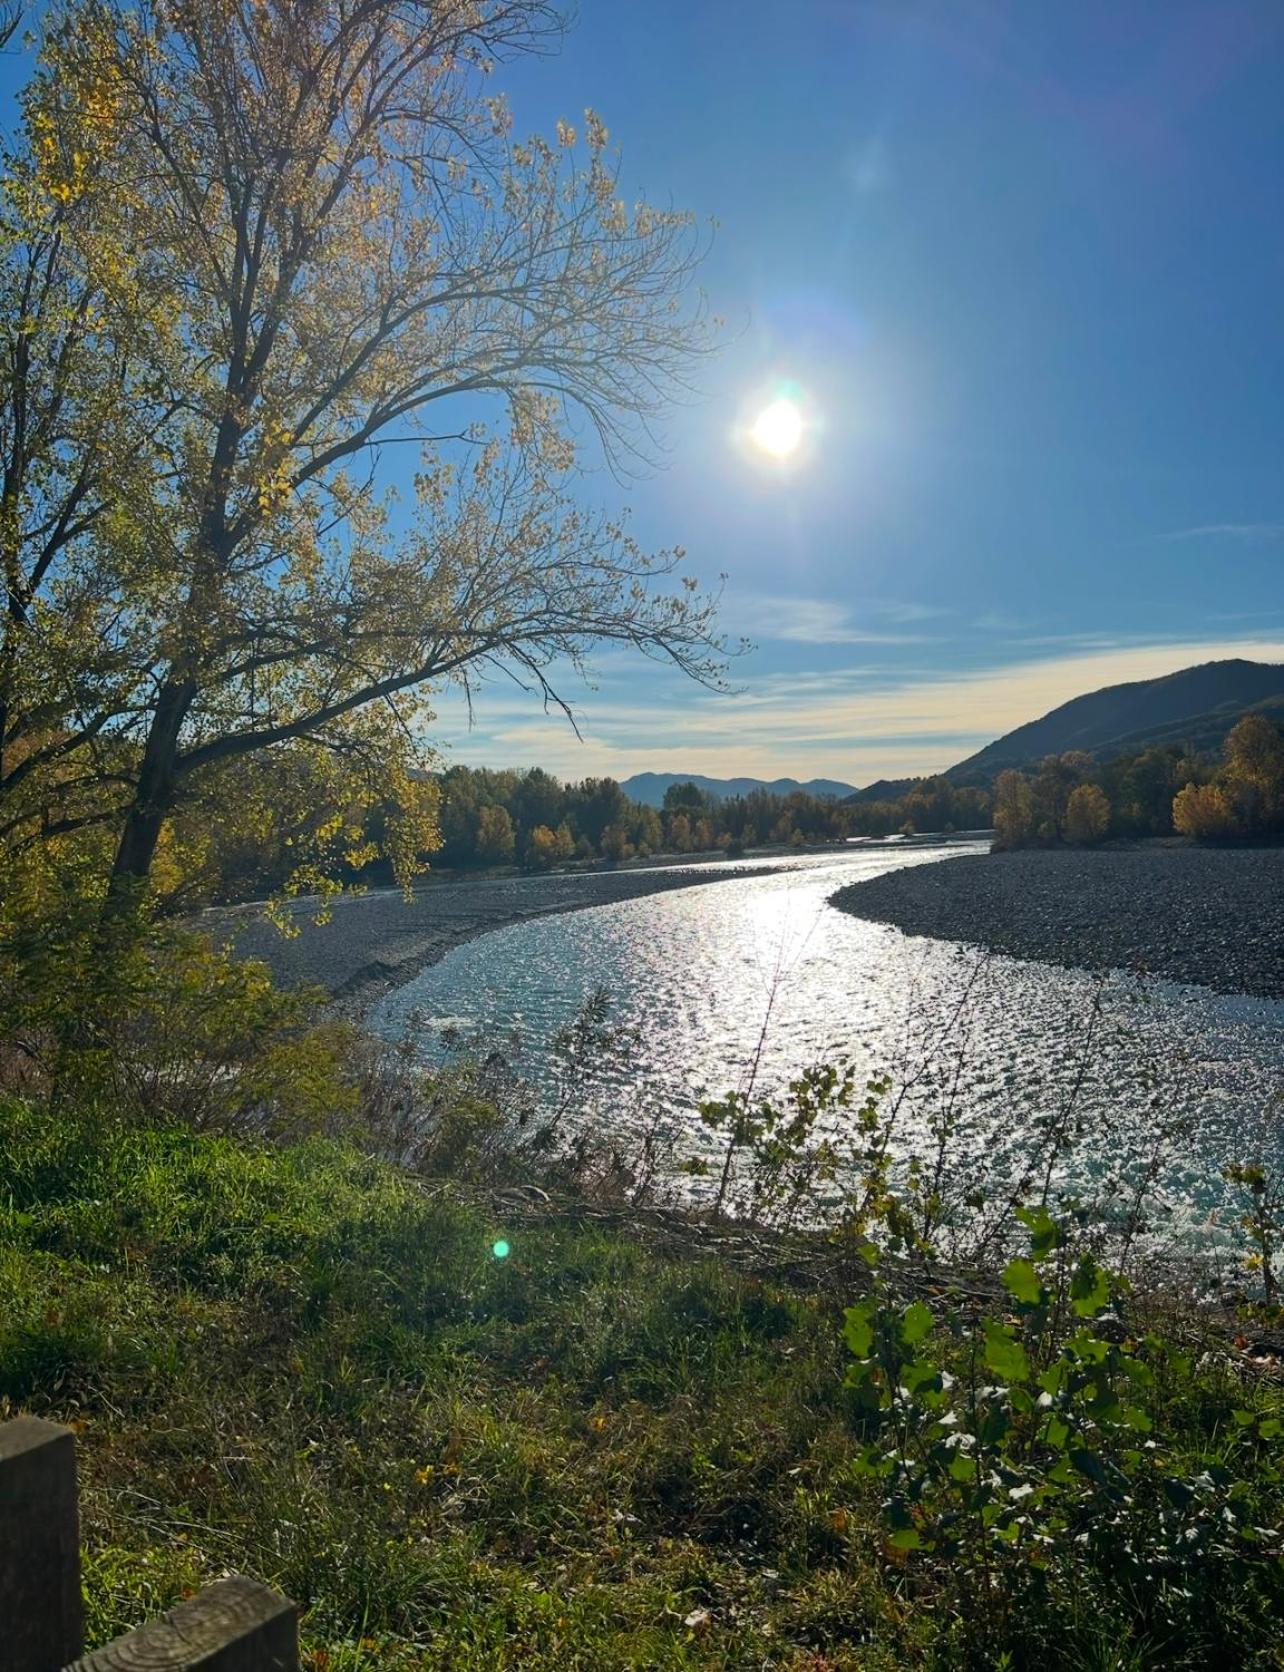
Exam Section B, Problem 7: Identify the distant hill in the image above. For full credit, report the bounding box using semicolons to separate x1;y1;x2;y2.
621;772;858;808
847;658;1284;801
848;776;920;805
947;658;1284;782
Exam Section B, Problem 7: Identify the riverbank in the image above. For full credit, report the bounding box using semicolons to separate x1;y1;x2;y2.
830;844;1284;998
210;856;792;1010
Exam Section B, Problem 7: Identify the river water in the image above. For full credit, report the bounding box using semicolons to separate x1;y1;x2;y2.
367;845;1284;1250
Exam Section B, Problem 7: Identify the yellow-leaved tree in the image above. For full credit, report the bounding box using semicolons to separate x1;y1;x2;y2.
1;0;727;916
1063;781;1110;846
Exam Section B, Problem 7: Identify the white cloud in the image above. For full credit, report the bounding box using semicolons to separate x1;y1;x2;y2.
725;592;937;646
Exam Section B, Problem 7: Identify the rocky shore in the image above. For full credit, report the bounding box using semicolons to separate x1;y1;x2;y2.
830;845;1284;1000
210;858;786;1011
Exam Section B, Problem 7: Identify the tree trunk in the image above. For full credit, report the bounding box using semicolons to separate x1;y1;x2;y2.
103;676;195;916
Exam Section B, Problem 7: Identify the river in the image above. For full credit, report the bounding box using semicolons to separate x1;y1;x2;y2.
367;844;1284;1250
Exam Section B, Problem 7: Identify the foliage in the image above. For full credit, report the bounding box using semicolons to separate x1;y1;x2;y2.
0;879;354;1134
1172;780;1238;840
1063;781;1110;845
0;0;726;911
1223;712;1284;833
842;1203;1284;1658
1222;1163;1283;1305
993;768;1036;848
3;1098;1283;1668
989;713;1284;850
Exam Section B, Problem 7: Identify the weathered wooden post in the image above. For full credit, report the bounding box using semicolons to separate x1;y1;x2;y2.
0;1414;85;1671
1;1415;298;1671
68;1576;298;1671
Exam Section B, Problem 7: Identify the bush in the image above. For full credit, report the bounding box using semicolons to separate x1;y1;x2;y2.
0;888;354;1135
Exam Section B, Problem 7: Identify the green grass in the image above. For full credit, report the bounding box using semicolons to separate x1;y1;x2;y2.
1;1096;1281;1669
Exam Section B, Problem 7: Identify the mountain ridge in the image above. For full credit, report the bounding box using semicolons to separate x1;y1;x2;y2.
620;772;858;807
848;657;1284;801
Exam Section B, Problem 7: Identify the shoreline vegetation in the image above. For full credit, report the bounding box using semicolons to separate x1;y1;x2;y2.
831;844;1284;1001
5;1098;1284;1670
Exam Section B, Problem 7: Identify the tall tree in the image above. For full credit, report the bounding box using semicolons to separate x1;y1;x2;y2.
15;0;725;907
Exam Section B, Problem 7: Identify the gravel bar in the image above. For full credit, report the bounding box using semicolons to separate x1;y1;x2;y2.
830;845;1284;999
206;860;788;1012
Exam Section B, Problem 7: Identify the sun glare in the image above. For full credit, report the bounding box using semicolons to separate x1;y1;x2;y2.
750;397;804;459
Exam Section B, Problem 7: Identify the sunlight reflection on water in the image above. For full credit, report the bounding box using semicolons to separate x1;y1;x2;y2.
367;847;1284;1240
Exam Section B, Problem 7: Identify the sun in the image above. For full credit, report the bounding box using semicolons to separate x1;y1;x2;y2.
750;396;804;459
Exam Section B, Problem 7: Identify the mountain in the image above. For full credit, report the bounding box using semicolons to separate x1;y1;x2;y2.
948;658;1284;782
621;772;858;808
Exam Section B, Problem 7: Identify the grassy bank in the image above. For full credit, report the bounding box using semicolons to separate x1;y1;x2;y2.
2;1097;1282;1669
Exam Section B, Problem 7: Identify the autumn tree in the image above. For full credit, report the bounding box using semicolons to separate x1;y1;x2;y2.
8;0;725;911
0;42;170;862
525;820;573;870
1172;781;1238;840
1223;712;1284;833
1063;781;1110;845
992;769;1035;848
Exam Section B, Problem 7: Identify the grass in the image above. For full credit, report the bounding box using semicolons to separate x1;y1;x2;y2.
1;1094;1281;1669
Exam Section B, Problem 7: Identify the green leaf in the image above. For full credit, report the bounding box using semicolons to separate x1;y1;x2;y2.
887;1527;923;1550
1016;1204;1061;1258
949;1453;977;1483
1070;1255;1111;1318
843;1302;875;1357
983;1320;1030;1382
1259;1417;1282;1439
1002;1257;1044;1306
902;1357;942;1395
900;1299;934;1347
1231;1408;1257;1427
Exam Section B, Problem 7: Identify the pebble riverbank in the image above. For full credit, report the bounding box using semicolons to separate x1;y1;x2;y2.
830;844;1284;999
210;858;790;1011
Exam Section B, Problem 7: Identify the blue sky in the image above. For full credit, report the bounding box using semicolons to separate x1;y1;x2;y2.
425;0;1284;786
7;2;1284;786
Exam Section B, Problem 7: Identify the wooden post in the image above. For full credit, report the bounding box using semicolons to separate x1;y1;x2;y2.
69;1575;298;1671
0;1414;85;1672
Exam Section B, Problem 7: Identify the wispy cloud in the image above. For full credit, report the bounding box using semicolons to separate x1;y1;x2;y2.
725;592;939;646
1158;522;1284;544
426;634;1284;786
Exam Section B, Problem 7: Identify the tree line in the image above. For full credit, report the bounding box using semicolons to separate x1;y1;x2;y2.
991;713;1284;848
412;767;994;878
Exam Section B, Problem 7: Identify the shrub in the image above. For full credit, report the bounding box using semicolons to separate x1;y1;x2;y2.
0;888;353;1135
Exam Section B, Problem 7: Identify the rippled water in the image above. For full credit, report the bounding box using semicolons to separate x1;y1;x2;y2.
368;847;1284;1245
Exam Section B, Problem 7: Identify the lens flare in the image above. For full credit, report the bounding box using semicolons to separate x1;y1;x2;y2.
491;1239;510;1260
750;396;804;459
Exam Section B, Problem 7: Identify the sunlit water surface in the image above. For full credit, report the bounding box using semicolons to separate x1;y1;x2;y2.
368;847;1284;1247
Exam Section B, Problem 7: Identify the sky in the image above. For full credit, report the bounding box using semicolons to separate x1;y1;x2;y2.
422;0;1284;787
7;1;1284;788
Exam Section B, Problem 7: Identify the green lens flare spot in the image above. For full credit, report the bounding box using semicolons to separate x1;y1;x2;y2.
491;1239;510;1260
